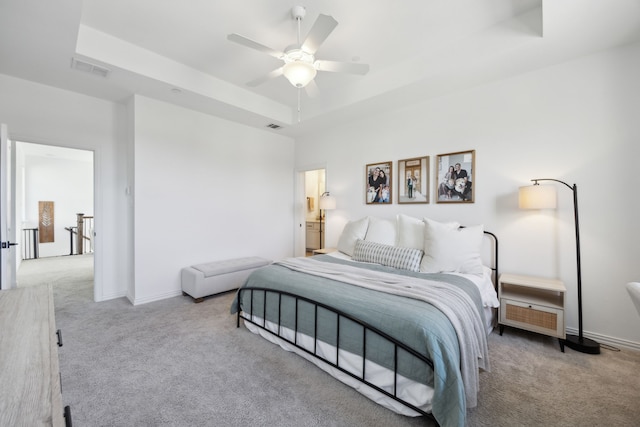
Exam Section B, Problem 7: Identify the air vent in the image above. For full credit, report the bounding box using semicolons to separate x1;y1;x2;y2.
266;123;282;129
71;58;111;78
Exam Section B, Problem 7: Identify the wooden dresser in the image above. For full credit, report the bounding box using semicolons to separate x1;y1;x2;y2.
0;284;68;426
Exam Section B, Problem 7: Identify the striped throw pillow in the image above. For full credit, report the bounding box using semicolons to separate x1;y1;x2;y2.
352;239;423;272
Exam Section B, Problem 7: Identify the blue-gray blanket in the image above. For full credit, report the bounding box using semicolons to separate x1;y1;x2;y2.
230;255;488;427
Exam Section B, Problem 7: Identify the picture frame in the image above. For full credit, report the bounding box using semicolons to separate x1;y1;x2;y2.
365;161;393;204
398;156;430;204
435;150;475;203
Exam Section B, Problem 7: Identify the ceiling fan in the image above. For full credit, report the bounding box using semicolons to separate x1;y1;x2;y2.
227;5;369;97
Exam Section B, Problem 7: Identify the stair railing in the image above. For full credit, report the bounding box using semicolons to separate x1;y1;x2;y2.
64;213;94;255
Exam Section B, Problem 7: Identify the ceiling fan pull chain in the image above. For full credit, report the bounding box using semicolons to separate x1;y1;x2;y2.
297;87;302;123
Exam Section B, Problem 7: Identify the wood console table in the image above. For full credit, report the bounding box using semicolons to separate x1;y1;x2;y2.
0;284;68;426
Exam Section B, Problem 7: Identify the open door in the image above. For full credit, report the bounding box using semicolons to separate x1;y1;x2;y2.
0;124;18;290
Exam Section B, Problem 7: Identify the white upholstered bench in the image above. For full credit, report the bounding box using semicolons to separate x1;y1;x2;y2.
181;256;271;303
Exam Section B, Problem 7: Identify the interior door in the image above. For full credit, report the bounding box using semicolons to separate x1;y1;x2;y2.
1;123;17;290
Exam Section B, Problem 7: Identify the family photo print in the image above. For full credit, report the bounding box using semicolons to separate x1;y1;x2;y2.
398;156;429;204
366;162;392;204
436;150;475;203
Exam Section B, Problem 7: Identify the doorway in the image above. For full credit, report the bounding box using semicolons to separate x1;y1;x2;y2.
15;141;94;290
304;169;327;255
294;166;327;257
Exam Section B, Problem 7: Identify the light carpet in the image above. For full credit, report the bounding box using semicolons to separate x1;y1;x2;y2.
18;255;640;426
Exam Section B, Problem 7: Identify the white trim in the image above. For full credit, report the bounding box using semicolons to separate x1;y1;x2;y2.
565;327;640;352
91;146;102;302
11;136;99;299
294;170;305;258
100;290;127;302
132;289;183;306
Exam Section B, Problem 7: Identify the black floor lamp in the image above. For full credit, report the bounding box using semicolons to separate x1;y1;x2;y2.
318;191;336;250
519;178;600;354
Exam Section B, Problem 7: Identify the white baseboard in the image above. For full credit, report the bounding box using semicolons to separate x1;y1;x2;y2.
133;289;183;306
97;291;127;302
566;327;640;352
94;288;184;305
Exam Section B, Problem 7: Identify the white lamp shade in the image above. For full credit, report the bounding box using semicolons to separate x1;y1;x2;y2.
282;61;317;88
319;195;336;210
519;184;557;209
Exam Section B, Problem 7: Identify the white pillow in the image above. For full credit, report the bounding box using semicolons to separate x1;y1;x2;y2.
337;217;370;256
396;214;424;250
352;239;423;272
420;218;484;276
364;217;397;246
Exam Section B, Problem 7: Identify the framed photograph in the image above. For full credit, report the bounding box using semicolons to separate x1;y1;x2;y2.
398;156;430;204
436;150;475;203
366;161;392;204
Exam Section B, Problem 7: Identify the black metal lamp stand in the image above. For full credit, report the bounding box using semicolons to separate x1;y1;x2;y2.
531;179;600;354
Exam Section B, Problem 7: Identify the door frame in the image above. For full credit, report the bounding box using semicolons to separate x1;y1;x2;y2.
13;137;97;297
0;124;17;289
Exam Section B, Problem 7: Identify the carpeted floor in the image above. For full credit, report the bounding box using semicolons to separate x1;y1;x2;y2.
17;254;94;288
17;255;640;426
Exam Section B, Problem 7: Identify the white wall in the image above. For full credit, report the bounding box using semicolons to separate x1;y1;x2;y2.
0;73;129;301
131;96;295;304
20;147;93;258
294;41;640;347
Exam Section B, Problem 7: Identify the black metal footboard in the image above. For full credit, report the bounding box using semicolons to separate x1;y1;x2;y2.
236;286;438;423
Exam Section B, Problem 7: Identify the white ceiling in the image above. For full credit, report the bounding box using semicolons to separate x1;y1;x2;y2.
1;0;639;138
19;141;93;162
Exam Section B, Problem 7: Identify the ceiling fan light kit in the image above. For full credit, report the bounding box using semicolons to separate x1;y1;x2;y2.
283;60;317;88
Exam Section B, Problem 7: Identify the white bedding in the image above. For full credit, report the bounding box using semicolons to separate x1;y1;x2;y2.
326;251;499;334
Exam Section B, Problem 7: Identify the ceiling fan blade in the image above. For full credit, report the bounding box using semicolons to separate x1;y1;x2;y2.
316;60;369;75
227;33;284;59
305;79;319;98
246;67;284;87
301;14;338;54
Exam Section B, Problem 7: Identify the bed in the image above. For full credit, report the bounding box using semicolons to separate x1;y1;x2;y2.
230;215;499;427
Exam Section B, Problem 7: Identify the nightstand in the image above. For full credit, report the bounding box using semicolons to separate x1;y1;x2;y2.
498;273;567;352
312;247;336;255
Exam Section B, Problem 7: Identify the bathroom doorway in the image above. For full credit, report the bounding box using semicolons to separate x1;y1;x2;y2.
294;166;326;257
304;169;327;255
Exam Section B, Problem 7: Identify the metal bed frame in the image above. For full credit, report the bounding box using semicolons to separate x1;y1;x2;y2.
236;230;498;425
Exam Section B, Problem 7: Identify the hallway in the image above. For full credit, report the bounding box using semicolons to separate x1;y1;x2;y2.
17;254;94;288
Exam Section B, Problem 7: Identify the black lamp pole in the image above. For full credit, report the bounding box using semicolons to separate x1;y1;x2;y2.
532;179;600;354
